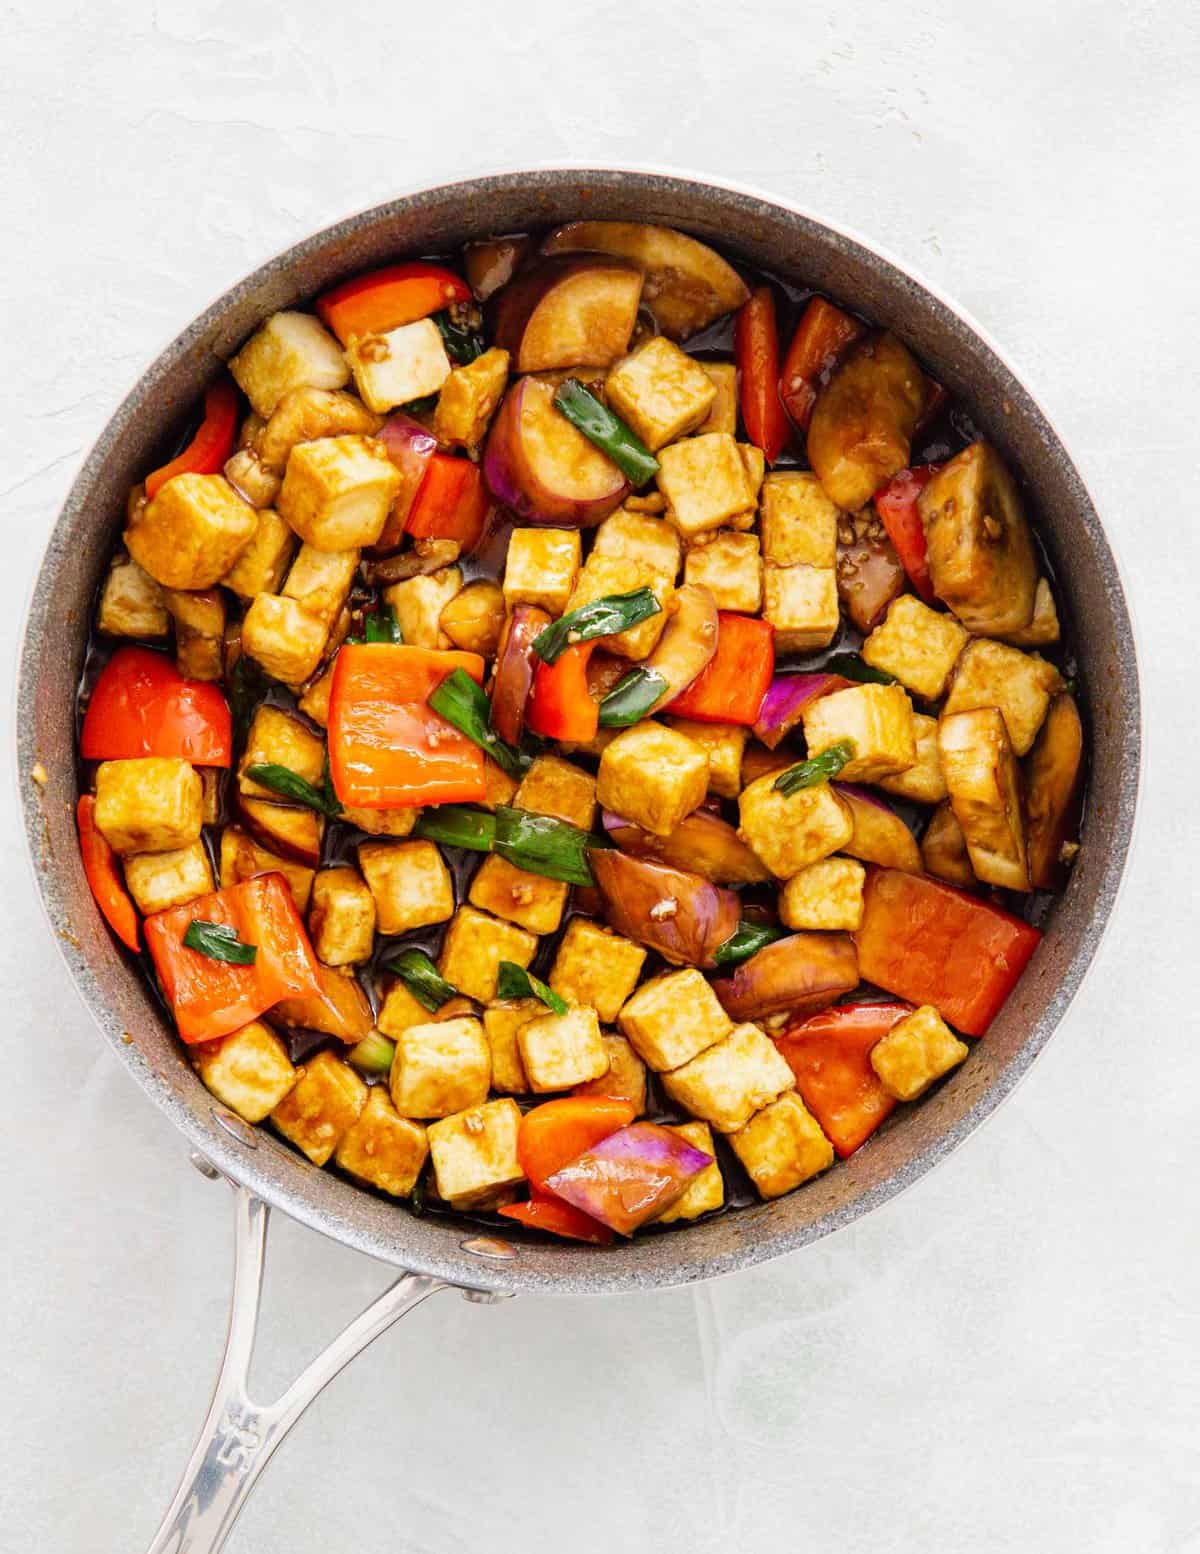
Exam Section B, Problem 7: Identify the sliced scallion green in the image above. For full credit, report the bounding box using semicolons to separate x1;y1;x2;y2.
243;762;343;817
598;667;668;727
531;588;661;666
183;920;258;965
712;921;789;968
774;739;856;796
494;806;602;887
822;653;896;686
364;605;402;644
435;310;486;364
495;960;568;1014
384;948;460;1013
413;805;497;852
552;378;660;486
428;668;526;777
347;1031;397;1077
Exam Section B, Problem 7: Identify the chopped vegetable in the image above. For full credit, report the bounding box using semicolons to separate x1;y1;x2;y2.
598;667;667;728
1024;692;1084;891
602;808;771;886
347;1031;396;1077
372;413;439;552
752;672;850;749
498;1191;614;1245
76;795;140;952
363;605;402;644
405;453;489;553
526;642;600;743
145;378;240;500
774;1002;908;1157
435;309;486;364
429;667;526;778
413;804;497;852
491;256;643;374
464;235;533;302
183;920;258;965
778;297;866;431
808;333;927;511
495;960;568;1014
836;506;907;633
734;286;789;465
873;465;939;601
552;378;660;486
485;376;630;527
543;1122;714;1235
494;805;598;887
820;653;897;686
491;603;551;744
315;262;472;345
834;783;923;874
243;762;343;817
712;920;788;967
775;739;856;796
711;930;859;1024
81;647;233;767
516;1095;637;1192
588;848;739;969
385;947;460;1012
532;587;661;665
668;612;774;726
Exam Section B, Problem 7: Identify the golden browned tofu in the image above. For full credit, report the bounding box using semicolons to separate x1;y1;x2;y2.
123;841;214;915
389;1016;491;1119
597;721;708;837
240;594;329;684
624;491;668;514
161;588;225;681
684;531;763;613
437;906;537;1003
592;506;682;579
376;983;474;1041
384;567;463;649
432;346;510;449
341;803;420;837
920;800;975;887
654;1121;724;1223
618;968;732;1072
94;757;203;856
426;1098;525;1209
942;638;1063;756
126;473;257;590
238;706;325;800
97;554;168;639
1002;577;1060;648
658;432;756;539
344;318;452;414
575;1035;648;1112
513;754;596;831
729;1091;834;1198
440;579;506;656
229;310;350;417
238;798;324;865
605;336;716;450
661;1022;795;1134
663;718;746;800
938;707;1029;890
502;527;582;616
468;853;569;935
862;594;969;701
762;562;840;652
219;826;315;912
694;362;737;436
877;713;948;805
277;434;402;550
308;866;377;966
870;1004;968;1101
283;544;361;630
334;1088;429;1197
481;758;519;812
258;385;381;471
737;770;853;879
482;999;541;1093
358;840;454;936
779;855;866;931
271;1050;367;1166
802;682;917;782
566;553;674;660
224;446;282;510
517;1004;609;1092
760;473;839;568
549;918;646;1023
738;443;766;512
221;509;297;599
193;1021;297;1124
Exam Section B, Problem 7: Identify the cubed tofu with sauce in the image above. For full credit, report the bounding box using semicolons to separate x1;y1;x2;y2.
1002;576;1061;648
549;918;646;1023
282;544;360;630
224;446;281;510
437;905;537;1003
219;826;315;912
605;336;717;450
97;554;168;639
277;434;401;551
257;386;381;472
192;1020;298;1124
375;982;474;1041
618;967;732;1072
695;362;738;436
94;757;203;856
661;1022;795;1134
357;840;454;937
384;567;463;649
762;563;840;652
592;506;682;579
664;718;746;800
238;706;325;800
502;527;582;616
344;319;452;414
161;589;225;681
389;1016;491;1119
802;682;917;782
729;1091;834;1198
123;841;214;915
654;1121;724;1222
271;1050;367;1166
942;638;1063;756
468;853;569;935
938;707;1029;890
597;721;708;837
861;594;969;701
760;473;840;568
920;800;975;886
684;531;763;613
308;866;377;965
575;1035;648;1112
513;754;596;831
341;803;420;837
737;770;853;879
334;1088;429;1197
483;1000;541;1093
238;797;324;865
426;1098;525;1209
229;310;350;418
877;713;948;804
566;554;674;660
870;1004;969;1101
240;594;329;684
125;474;257;590
432;346;509;450
658;432;757;539
779;856;866;931
221;510;297;599
518;1004;609;1092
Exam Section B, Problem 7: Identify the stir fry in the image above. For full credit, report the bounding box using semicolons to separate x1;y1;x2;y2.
74;221;1083;1242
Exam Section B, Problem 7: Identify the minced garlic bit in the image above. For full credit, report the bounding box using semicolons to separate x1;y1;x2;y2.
464;1110;485;1136
648;897;678;922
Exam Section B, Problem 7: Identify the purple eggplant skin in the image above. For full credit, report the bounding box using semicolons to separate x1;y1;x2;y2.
833;783;923;873
753;672;850;750
601;808;771;885
711;932;859;1023
588;848;740;968
544;1122;714;1235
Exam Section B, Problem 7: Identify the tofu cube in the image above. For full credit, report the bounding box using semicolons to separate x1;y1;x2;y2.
513;754;596;831
94;757;203;856
877;713;948;804
549;918;646;1023
376;980;473;1040
654;1121;724;1223
661;1022;795;1134
125;473;257;590
238;798;324;865
738;443;766;510
920;800;975;887
223;446;281;510
123;841;214;915
779;856;866;931
658;432;756;539
229;310;350;417
605;337;717;450
684;530;763;613
297;664;335;729
389;1016;490;1118
663;718;747;799
358;840;454;936
729;1091;834;1198
861;594;969;701
596;721;708;837
942;638;1063;756
219;826;315;912
592;506;682;579
257;385;381;472
870;1004;969;1101
344;318;452;414
482;1000;541;1093
695;362;737;436
482;755;518;807
239;705;325;800
333;1088;429;1197
283;544;360;630
802;682;918;782
566;554;674;660
271;1050;367;1165
221;509;297;598
437;905;537;1003
737;770;853;878
432;346;510;449
1002;576;1061;648
618;967;732;1072
308;866;377;965
938;707;1029;890
240;593;329;684
277;434;401;550
384;566;463;649
192;1020;297;1123
574;1035;648;1112
502;528;582;616
97;554;168;639
624;491;668;514
161;588;225;681
344;806;420;839
760;473;839;567
762;563;840;651
517;1004;609;1092
468;853;569;935
426;1098;525;1209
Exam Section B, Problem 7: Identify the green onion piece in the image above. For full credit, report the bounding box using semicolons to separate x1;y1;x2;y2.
402;393;439;416
712;921;789;968
531;588;661;666
435;310;486;364
347;1031;396;1077
364;605;402;644
552;378;660;486
183;920;258;965
822;653;896;686
243;762;343;817
774;739;857;796
384;947;460;1013
228;655;273;747
413;805;497;852
598;667;669;728
428;668;526;777
495;960;568;1015
409;1175;427;1215
494;806;601;887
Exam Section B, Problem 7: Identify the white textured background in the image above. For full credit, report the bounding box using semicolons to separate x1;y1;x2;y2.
3;3;1198;1550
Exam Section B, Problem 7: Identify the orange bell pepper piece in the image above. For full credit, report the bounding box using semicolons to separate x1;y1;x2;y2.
316;262;471;345
144;378;240;500
405;453;489;552
775;1001;910;1157
734;285;790;465
76;795;140;952
873;465;941;602
80;647;233;767
525;642;599;743
498;1191;614;1245
778;297;867;431
516;1096;636;1192
668;613;774;725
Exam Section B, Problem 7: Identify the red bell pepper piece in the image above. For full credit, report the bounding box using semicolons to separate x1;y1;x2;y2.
734;286;790;465
316;262;472;345
516;1096;636;1192
854;868;1042;1037
371;414;439;552
80;647;233;767
873;465;940;602
327;643;486;808
76;795;140;952
144;873;321;1044
525;642;599;743
144;378;240;500
668;613;774;725
775;1001;911;1157
497;1191;614;1246
405;453;489;552
778;297;867;431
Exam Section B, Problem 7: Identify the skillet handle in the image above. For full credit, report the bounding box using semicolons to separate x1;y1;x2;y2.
144;1174;470;1554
